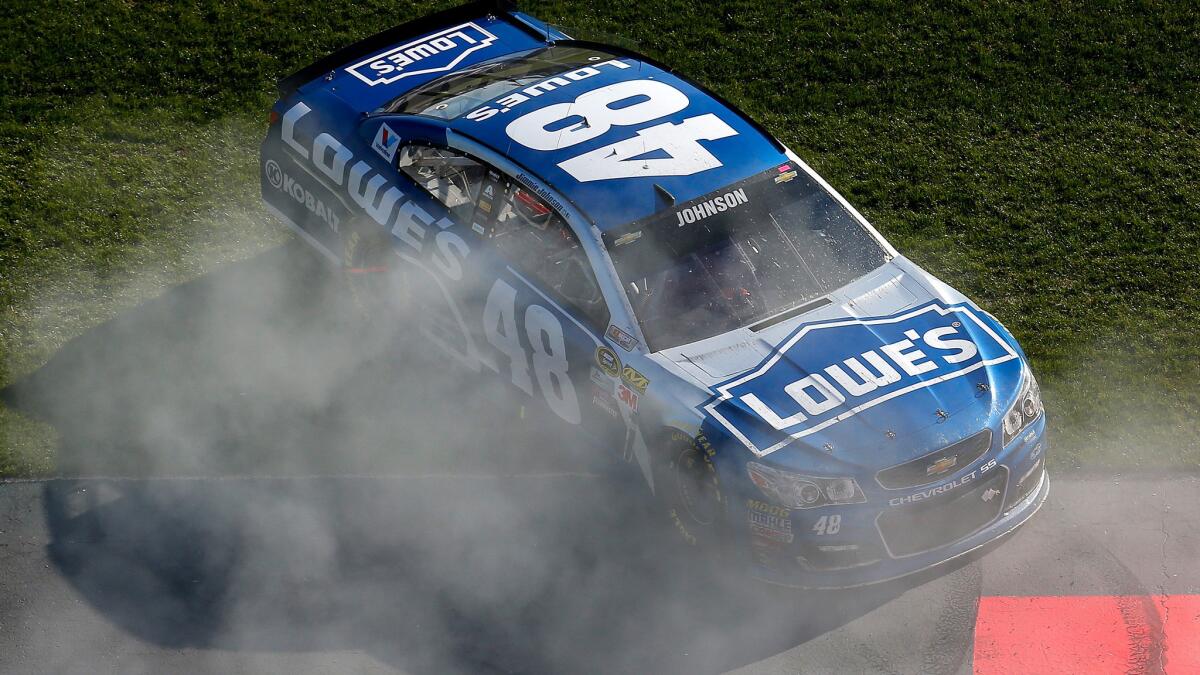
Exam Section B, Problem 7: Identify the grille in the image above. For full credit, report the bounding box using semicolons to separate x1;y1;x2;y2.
795;543;881;571
876;429;993;490
877;466;1008;558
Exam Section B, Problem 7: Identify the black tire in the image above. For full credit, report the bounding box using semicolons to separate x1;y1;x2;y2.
342;229;408;321
657;429;730;550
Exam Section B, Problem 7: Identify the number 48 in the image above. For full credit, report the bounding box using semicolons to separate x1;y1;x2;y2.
813;514;841;536
505;79;738;183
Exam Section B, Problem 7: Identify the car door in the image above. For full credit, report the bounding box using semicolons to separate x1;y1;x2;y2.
392;142;631;459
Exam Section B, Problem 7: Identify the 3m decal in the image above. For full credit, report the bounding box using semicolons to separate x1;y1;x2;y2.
504;80;738;183
704;302;1019;457
345;23;498;87
617;383;639;412
371;123;400;162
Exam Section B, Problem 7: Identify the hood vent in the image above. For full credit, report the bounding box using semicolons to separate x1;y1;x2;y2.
749;297;832;332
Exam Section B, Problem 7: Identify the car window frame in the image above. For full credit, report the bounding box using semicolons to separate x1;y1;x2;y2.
393;141;612;333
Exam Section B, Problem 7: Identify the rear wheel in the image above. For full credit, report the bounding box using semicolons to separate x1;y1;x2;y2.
342;229;408;321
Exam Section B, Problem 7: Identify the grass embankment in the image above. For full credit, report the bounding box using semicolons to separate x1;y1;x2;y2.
1;1;1196;476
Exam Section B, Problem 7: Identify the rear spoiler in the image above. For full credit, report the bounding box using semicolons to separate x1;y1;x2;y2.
277;0;548;97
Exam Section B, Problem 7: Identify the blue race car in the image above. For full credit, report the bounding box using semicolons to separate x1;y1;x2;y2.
261;0;1049;588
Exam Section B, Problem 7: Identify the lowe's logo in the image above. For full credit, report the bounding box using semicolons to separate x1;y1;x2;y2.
345;23;498;87
704;302;1019;457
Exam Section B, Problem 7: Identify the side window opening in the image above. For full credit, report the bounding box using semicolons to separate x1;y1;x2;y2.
489;187;607;329
396;144;608;330
397;145;486;223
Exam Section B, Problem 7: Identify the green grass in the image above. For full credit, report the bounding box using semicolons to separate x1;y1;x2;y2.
1;0;1197;477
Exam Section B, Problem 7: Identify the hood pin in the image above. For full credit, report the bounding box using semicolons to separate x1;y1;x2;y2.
823;443;835;454
885;430;897;440
935;409;949;422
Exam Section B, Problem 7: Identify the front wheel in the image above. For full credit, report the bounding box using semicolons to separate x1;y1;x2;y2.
656;429;730;550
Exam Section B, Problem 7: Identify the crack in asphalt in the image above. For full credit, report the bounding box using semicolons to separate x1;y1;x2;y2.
1157;499;1172;673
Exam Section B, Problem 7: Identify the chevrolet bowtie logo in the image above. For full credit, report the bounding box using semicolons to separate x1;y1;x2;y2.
926;455;958;476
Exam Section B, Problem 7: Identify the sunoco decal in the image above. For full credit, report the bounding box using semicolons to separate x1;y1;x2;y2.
345;23;498;87
704;302;1019;457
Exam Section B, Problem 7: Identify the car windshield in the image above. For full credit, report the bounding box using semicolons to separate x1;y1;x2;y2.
388;46;614;120
603;165;890;351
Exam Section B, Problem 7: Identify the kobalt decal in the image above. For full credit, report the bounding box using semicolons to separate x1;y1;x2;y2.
345;23;497;86
465;59;632;122
674;188;748;226
264;159;341;232
705;302;1020;457
281;103;468;279
504;80;738;183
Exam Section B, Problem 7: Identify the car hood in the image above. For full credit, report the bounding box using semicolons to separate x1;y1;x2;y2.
658;258;1026;472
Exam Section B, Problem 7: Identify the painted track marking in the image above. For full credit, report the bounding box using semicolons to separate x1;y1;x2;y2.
974;595;1199;674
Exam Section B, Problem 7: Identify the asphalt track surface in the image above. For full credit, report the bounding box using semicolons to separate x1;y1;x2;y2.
1;472;1197;674
1;244;1197;673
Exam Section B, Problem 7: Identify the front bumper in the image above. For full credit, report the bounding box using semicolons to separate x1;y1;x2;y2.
742;424;1049;589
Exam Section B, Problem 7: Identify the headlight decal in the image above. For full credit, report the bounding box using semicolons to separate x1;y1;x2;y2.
746;462;867;509
1002;366;1043;446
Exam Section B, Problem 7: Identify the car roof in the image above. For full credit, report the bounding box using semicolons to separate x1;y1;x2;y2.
285;2;789;232
441;42;790;230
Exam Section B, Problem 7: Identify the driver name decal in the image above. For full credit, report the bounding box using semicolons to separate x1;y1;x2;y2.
674;188;748;226
703;302;1019;457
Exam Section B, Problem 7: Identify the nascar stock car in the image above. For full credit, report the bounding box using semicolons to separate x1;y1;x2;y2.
261;0;1049;587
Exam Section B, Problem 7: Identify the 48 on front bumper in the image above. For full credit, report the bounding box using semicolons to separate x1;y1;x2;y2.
744;431;1049;589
